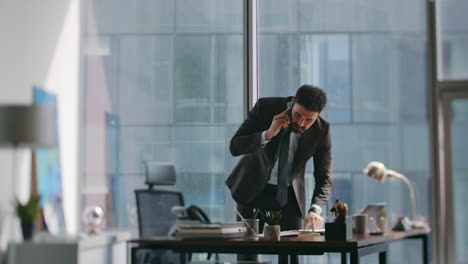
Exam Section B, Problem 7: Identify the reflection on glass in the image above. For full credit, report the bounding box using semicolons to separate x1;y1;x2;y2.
175;36;212;106
258;0;298;32
119;36;173;125
300;35;351;123
86;0;174;34
176;0;242;33
258;34;300;97
437;0;468;80
450;99;468;264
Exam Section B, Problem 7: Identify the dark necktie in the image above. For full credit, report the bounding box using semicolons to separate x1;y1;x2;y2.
276;128;291;207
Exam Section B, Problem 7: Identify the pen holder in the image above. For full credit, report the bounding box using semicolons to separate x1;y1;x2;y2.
325;222;352;241
244;218;259;239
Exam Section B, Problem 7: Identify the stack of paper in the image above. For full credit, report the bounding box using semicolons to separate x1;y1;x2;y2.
280;229;325;237
175;222;247;239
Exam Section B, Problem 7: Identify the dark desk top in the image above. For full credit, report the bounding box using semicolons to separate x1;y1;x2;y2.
129;228;430;254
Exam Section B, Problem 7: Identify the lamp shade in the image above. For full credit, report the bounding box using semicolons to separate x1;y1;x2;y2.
363;161;388;182
0;105;56;148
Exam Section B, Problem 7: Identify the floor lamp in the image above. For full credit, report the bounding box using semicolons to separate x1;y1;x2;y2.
0;105;56;241
363;161;426;229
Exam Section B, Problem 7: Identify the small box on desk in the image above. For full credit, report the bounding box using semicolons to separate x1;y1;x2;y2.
325;222;353;241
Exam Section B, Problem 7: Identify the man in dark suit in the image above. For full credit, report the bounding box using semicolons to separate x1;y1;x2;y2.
226;84;332;233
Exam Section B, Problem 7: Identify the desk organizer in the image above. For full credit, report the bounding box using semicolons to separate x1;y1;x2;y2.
325;222;353;241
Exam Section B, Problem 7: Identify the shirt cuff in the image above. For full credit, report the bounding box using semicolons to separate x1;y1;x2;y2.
260;131;271;147
308;204;323;216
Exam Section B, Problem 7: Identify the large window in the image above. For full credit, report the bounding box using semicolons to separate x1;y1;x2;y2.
449;99;468;264
82;0;243;230
437;0;468;80
257;0;429;262
436;1;468;263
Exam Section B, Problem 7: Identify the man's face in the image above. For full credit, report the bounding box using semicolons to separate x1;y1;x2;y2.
290;103;320;134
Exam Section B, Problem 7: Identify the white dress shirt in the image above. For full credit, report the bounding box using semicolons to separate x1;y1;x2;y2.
261;130;323;216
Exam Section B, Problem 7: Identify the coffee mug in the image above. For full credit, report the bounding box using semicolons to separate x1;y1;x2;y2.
353;214;368;235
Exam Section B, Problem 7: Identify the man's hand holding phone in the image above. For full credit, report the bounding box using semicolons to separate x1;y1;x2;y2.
265;107;291;140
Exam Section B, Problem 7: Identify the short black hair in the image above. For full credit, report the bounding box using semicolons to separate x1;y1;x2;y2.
295;84;327;112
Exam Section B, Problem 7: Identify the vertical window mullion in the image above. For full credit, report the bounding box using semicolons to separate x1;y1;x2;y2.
244;0;258;118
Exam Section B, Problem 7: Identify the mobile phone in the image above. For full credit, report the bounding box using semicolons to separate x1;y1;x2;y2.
287;101;294;126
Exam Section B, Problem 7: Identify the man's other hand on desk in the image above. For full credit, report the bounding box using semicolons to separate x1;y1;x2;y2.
303;211;324;231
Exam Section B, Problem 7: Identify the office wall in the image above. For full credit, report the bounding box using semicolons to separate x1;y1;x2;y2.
0;0;80;241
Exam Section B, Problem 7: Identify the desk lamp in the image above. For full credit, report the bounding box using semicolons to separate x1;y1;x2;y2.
363;161;420;229
0;105;56;239
0;105;56;147
0;105;56;179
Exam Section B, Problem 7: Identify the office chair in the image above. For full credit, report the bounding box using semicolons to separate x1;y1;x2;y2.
134;161;184;264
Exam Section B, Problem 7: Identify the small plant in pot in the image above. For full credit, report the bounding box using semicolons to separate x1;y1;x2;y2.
15;194;41;240
377;207;388;232
260;209;282;241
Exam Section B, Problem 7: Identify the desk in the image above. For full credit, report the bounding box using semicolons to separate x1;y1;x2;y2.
128;229;429;264
7;231;131;264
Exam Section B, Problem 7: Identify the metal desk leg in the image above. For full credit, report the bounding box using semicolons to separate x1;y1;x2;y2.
408;233;429;264
379;251;387;264
179;253;188;264
350;243;388;264
350;250;360;264
341;252;347;264
278;254;289;264
422;235;429;264
130;246;137;264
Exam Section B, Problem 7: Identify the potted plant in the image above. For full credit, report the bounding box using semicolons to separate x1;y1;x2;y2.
260;209;282;241
15;194;41;240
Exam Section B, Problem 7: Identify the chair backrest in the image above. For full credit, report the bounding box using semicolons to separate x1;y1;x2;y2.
135;161;184;237
143;161;176;188
135;189;184;237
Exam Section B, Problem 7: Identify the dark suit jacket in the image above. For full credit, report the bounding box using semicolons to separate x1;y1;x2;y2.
226;96;332;217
